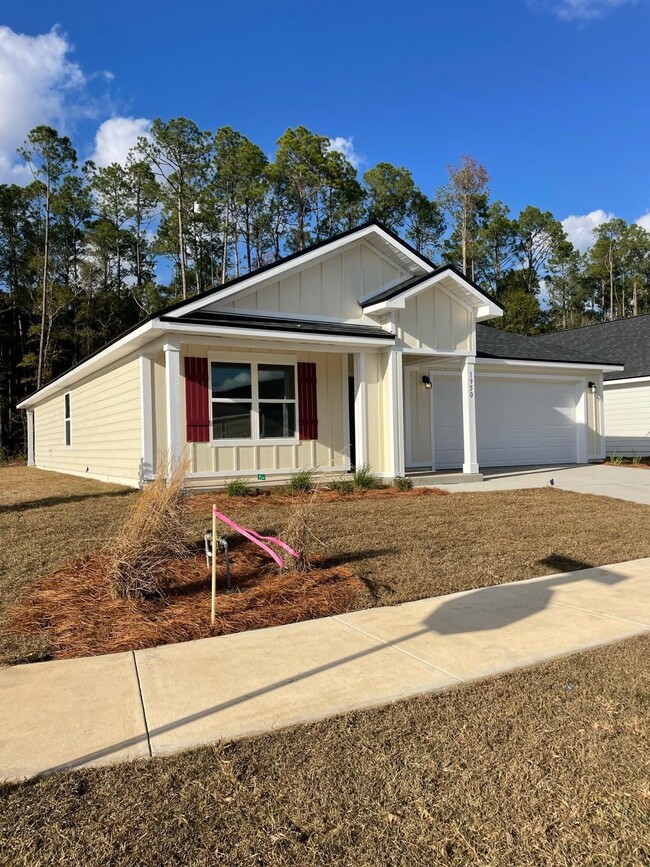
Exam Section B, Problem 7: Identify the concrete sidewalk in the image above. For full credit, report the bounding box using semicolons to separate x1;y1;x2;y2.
435;463;650;505
1;559;649;781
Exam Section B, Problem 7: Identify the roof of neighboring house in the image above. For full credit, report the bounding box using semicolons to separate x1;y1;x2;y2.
476;323;624;367
161;310;393;340
528;316;650;381
360;264;504;311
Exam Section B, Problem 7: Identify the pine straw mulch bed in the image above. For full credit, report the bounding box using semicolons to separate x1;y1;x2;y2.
186;484;449;513
7;542;363;661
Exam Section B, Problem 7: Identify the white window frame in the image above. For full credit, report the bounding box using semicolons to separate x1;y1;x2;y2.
64;391;71;448
208;352;299;447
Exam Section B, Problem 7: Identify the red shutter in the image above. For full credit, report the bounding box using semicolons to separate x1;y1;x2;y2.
298;361;318;441
185;357;210;442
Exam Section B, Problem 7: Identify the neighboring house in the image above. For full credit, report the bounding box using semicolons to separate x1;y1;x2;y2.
531;316;650;457
17;221;622;488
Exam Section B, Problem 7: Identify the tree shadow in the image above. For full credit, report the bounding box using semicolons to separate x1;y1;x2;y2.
0;488;134;515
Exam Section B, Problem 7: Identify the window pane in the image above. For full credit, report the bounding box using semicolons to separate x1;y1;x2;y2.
65;419;71;446
258;364;295;400
211;362;252;399
259;402;296;439
212;403;252;439
64;393;70;418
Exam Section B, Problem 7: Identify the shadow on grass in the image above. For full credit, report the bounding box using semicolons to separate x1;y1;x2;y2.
13;555;635;778
0;488;133;515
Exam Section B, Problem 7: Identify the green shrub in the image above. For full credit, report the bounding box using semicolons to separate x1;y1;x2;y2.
394;476;413;491
225;478;255;497
353;464;382;490
329;479;354;494
287;468;316;493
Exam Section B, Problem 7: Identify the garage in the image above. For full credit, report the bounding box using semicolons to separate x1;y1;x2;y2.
429;373;579;469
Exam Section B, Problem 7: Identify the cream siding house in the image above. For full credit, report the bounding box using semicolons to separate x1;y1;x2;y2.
18;222;622;488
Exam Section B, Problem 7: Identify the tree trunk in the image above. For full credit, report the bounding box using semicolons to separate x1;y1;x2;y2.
633;275;638;316
37;184;50;390
177;192;188;300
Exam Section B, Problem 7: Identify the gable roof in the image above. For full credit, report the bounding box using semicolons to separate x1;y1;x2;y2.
529;316;648;381
476;324;624;367
361;263;504;318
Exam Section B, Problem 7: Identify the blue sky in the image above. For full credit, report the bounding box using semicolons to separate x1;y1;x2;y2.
2;0;650;249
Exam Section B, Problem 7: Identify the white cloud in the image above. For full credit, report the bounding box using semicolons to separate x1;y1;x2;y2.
90;116;152;167
561;209;614;252
327;136;363;170
0;26;89;182
532;0;641;21
635;212;650;232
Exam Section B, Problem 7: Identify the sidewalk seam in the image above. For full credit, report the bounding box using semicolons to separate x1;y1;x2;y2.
332;616;465;684
548;599;650;628
132;651;152;758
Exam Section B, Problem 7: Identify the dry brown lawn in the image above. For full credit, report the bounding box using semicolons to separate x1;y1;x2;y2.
1;635;649;866
4;465;650;664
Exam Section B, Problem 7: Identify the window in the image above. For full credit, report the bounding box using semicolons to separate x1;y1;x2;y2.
64;392;71;447
210;358;297;442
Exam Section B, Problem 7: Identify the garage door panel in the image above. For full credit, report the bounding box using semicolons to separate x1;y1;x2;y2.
477;377;577;467
430;374;578;469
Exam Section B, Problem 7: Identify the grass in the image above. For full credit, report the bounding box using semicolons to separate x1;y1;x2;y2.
4;465;650;664
1;635;649;866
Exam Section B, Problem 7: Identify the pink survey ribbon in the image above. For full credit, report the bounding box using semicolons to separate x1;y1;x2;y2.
213;508;300;569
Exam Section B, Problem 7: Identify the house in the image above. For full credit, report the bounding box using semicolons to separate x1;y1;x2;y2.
17;221;623;488
531;316;650;457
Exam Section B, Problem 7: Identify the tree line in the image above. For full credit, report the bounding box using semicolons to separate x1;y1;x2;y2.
1;119;649;453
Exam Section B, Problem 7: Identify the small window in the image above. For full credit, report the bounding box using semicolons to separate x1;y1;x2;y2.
64;392;71;447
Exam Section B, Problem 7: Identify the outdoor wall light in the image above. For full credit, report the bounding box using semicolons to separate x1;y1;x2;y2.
588;381;597;394
422;375;432;390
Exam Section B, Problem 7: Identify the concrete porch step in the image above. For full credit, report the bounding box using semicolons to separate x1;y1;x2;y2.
407;471;484;485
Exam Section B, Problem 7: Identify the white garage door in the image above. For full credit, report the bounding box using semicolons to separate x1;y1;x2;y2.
432;374;578;468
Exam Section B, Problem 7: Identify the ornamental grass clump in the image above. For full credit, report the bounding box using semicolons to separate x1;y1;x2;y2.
280;489;323;572
109;453;192;599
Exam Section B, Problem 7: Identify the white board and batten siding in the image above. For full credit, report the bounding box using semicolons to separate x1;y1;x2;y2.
603;381;650;457
178;344;349;482
32;356;143;486
396;287;474;353
208;242;405;321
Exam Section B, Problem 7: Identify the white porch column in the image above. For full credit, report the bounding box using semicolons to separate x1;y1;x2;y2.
353;352;368;468
26;410;35;466
461;356;479;474
139;355;155;483
163;340;182;475
386;348;405;478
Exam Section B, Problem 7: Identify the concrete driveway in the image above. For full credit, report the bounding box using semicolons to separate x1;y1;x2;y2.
436;463;650;505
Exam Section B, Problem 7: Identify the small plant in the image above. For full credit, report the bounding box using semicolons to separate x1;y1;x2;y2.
631;454;642;465
609;453;625;465
225;478;255;496
394;476;413;491
353;463;382;490
287;468;316;493
329;478;354;494
280;490;322;572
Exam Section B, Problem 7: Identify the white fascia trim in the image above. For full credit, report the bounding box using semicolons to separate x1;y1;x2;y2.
17;318;159;409
603;376;650;386
476;357;625;373
362;268;502;318
154;321;395;348
164;224;430;319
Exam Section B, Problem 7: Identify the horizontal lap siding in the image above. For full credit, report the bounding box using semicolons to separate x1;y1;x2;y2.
604;382;650;456
33;357;142;484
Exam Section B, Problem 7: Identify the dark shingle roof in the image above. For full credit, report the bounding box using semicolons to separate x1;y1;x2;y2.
529;317;649;381
360;264;503;310
476;323;622;367
162;310;393;340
